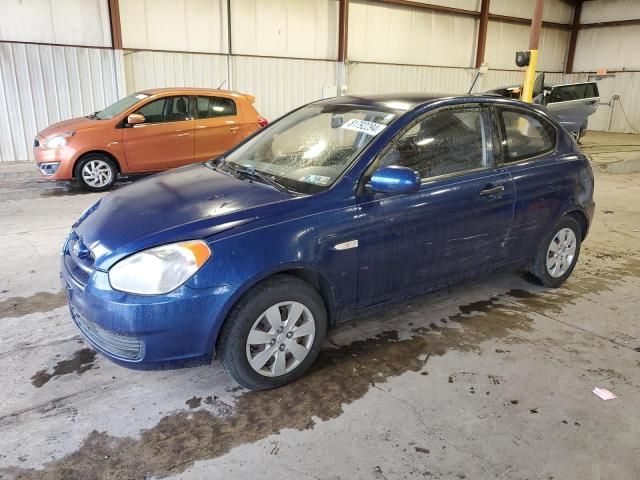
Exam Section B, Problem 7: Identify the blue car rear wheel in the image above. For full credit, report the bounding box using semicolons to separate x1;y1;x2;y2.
531;216;582;288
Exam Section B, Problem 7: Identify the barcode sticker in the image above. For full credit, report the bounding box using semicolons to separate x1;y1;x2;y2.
341;119;386;136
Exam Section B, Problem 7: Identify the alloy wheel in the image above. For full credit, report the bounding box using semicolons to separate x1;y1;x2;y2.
245;301;316;377
81;159;113;188
546;227;577;278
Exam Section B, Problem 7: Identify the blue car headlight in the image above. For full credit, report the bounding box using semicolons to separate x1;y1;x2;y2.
108;240;211;295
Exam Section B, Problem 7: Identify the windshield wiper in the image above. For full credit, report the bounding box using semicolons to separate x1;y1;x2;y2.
231;164;291;194
207;158;294;194
85;112;99;119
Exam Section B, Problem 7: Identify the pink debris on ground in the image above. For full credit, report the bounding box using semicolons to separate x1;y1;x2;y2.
593;387;618;400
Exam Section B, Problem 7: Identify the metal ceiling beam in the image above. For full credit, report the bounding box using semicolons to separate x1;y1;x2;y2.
338;0;349;62
475;0;490;68
579;18;640;29
107;0;122;49
488;13;571;30
372;0;479;19
372;0;571;29
565;1;582;73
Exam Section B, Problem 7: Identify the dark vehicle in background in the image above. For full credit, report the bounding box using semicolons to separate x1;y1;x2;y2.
487;79;599;141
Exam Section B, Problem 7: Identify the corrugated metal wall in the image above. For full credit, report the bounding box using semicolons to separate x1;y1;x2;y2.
485;22;570;71
491;0;573;23
123;50;229;92
1;0;638;161
123;50;337;121
581;72;640;133
0;0;111;47
348;64;572;96
572;0;640;132
0;43;120;162
348;1;478;67
233;56;337;120
232;0;339;60
119;0;229;54
580;0;640;23
573;26;640;72
348;63;476;95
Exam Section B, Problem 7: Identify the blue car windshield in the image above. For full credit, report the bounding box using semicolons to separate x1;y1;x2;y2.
222;104;398;194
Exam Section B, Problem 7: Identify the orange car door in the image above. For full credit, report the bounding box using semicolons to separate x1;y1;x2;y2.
122;96;195;171
194;95;244;162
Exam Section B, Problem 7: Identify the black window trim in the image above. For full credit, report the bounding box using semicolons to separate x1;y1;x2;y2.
495;105;559;166
195;95;238;120
359;102;500;194
126;95;195;126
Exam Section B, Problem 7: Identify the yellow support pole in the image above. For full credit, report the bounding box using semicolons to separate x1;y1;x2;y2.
521;49;539;103
521;0;544;103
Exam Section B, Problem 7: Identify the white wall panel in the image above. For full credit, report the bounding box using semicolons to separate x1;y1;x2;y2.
0;43;120;162
123;52;336;121
573;26;640;72
348;63;574;97
0;0;111;47
348;1;477;67
581;0;640;24
123;50;229;93
581;72;640;133
232;56;337;120
119;0;228;53
231;0;338;60
347;63;477;95
485;21;569;71
490;0;573;23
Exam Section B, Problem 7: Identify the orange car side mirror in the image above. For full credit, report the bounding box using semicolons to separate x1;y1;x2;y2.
127;114;145;125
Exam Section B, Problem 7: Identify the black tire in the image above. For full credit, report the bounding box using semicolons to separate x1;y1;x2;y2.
217;274;328;390
75;153;117;192
530;216;582;288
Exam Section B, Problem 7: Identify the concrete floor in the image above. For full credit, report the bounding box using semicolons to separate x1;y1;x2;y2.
1;133;639;479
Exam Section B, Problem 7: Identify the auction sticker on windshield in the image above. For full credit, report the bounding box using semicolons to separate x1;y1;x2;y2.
300;174;331;186
341;119;387;136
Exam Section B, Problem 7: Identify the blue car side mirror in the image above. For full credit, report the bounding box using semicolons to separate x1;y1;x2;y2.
367;166;421;194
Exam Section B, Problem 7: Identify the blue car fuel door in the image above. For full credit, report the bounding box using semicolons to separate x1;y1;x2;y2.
353;103;516;310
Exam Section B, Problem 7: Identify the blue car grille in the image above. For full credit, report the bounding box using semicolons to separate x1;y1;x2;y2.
70;305;143;361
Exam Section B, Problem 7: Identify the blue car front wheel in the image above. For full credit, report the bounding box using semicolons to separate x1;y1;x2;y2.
217;274;328;390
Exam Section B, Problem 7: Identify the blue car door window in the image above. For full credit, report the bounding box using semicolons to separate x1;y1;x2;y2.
500;110;556;162
380;107;494;179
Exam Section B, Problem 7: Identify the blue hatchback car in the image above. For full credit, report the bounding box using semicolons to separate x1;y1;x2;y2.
62;94;594;390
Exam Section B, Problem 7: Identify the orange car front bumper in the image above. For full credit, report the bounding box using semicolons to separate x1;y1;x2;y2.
33;137;77;180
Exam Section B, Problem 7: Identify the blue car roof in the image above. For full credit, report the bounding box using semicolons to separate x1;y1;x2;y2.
315;93;542;113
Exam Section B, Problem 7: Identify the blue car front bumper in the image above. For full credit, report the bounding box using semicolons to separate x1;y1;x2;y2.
61;253;237;369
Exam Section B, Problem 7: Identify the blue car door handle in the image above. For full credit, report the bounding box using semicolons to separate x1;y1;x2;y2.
479;184;505;197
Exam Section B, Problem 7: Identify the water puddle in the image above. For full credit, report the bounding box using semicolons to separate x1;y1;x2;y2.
30;348;97;388
0;291;67;319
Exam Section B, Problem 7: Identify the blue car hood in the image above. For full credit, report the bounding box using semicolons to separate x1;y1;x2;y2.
73;164;292;270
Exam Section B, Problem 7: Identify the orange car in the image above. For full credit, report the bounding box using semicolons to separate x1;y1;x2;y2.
33;88;268;191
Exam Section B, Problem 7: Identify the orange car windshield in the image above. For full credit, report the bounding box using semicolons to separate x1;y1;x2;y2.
224;104;397;194
95;93;150;120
